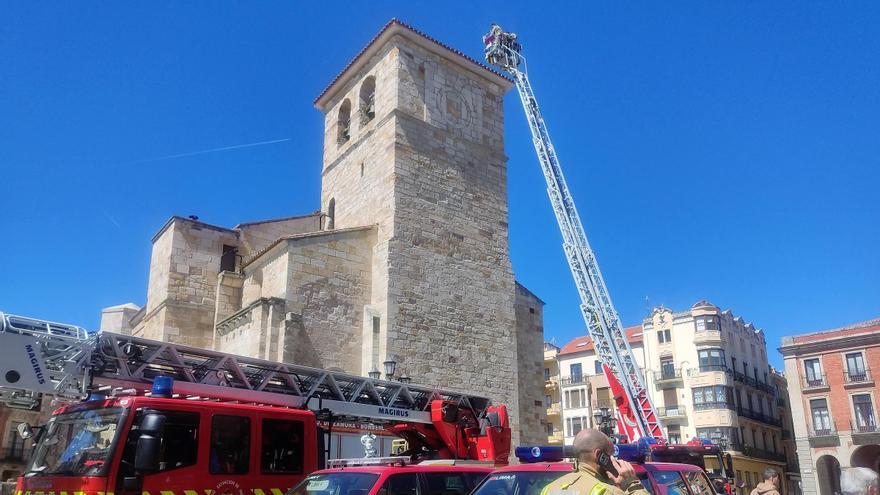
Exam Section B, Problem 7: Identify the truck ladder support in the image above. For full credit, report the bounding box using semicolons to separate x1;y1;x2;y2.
0;312;492;425
483;25;663;439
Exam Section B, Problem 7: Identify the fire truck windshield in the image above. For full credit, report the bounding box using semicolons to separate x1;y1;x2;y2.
28;407;125;476
288;473;380;495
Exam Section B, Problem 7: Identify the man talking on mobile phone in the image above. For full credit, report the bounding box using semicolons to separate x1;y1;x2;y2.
542;429;650;495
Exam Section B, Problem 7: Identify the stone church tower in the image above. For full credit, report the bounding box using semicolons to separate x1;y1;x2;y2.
104;20;546;445
315;19;529;436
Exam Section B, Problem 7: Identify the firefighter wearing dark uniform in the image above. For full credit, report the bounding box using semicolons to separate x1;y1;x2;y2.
542;430;651;495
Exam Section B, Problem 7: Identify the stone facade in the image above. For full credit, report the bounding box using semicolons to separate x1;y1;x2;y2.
104;20;545;447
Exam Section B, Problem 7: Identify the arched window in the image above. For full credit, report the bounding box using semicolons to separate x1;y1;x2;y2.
359;76;376;124
327;198;335;230
337;100;351;144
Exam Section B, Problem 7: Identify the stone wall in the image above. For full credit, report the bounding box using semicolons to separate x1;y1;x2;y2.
222;227;376;368
514;283;547;445
384;36;523;440
136;217;239;348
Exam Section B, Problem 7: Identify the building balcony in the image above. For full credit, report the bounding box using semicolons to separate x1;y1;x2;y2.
546;403;561;417
844;369;874;388
782;429;793;440
850;422;880;445
740;445;787;463
694;329;723;345
756;381;776;394
547;430;564;444
657;405;688;420
560;375;589;387
736;406;783;427
694;401;734;411
776;397;786;408
545;376;560;390
654;369;683;388
808;426;839;448
802;374;829;392
698;364;731;374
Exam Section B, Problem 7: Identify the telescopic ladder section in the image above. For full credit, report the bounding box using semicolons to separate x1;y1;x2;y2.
482;25;663;439
0;312;492;425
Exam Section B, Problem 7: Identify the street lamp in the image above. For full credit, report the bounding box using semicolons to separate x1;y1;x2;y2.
368;369;381;380
383;360;397;379
398;375;412;384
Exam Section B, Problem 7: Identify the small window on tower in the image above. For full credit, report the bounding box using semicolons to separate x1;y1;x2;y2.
337;99;351;144
359;76;376;124
326;198;335;230
220;245;237;272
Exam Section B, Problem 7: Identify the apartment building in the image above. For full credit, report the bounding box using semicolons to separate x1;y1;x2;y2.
543;342;563;445
555;326;645;445
643;302;791;494
780;317;880;495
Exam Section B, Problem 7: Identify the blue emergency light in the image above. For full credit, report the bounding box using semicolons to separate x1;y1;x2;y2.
515;445;571;463
516;437;653;464
151;375;174;398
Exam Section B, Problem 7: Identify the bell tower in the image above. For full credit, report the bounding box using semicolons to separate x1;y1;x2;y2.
315;20;538;443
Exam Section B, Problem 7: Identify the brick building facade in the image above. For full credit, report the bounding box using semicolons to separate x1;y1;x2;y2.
780;317;880;495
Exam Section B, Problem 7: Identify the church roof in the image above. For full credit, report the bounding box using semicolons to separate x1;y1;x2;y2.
241;225;376;269
314;19;513;110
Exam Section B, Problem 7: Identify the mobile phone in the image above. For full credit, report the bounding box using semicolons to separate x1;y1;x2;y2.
597;451;618;477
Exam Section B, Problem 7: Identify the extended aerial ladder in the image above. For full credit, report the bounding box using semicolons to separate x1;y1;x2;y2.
483;25;663;440
0;311;511;462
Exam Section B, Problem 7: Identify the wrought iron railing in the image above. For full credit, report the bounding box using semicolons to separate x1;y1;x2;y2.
654;368;683;381
741;445;787;462
657;405;687;417
0;447;28;462
699;364;730;373
808;425;837;437
845;369;873;384
803;374;827;388
694;401;734;411
851;421;879;433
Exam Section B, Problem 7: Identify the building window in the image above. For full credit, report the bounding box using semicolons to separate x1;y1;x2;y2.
337;99;351;144
371;316;380;370
220;245;237;272
544;367;551;381
658;329;672;343
571;417;583;436
564;389;586;409
697;427;740;450
846;352;868;382
853;394;877;432
326;198;335;230
260;419;304;474
804;358;824;386
810;398;833;434
210;415;250;474
358;76;376;124
570;363;583;383
594;360;603;375
660;358;675;379
544;394;551;407
693;386;732;410
667;425;682;444
698;348;727;372
695;315;719;332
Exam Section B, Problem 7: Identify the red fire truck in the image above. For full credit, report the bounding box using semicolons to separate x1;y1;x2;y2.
0;313;511;495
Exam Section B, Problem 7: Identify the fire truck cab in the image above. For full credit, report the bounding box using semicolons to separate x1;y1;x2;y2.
16;394;319;495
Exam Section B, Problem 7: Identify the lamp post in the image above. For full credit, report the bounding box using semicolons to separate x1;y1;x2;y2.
368;369;381;380
592;407;616;438
398;375;412;384
383;360;397;380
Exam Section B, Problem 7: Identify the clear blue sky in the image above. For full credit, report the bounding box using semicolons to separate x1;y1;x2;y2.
2;2;878;369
